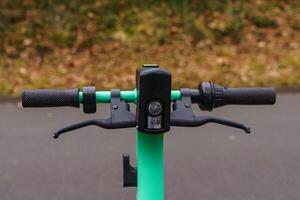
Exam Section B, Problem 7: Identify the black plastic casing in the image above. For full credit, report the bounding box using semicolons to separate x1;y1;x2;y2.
136;67;171;134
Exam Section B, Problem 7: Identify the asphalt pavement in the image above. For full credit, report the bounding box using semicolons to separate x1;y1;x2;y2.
0;93;300;200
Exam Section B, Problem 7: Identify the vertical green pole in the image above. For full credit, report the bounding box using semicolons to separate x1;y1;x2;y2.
137;131;164;200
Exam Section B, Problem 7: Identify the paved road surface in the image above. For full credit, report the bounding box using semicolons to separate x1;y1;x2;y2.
0;94;299;200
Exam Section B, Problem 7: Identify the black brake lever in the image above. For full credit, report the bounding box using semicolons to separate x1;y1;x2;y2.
193;116;251;133
53;119;111;138
170;88;251;134
53;89;136;139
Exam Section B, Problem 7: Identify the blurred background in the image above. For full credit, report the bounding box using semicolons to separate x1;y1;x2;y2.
0;0;300;95
1;1;300;200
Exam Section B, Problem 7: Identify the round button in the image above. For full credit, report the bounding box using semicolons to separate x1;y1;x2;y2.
147;101;163;116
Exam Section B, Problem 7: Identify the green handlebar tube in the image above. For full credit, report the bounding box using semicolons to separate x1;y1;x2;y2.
79;90;181;103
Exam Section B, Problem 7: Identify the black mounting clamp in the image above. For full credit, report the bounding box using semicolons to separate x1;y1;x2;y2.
170;89;251;133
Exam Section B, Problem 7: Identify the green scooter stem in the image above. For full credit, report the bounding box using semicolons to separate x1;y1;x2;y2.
79;89;175;200
137;131;164;200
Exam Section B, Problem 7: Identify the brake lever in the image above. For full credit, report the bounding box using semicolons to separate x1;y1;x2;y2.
171;88;251;134
53;119;111;138
53;89;136;139
193;116;251;133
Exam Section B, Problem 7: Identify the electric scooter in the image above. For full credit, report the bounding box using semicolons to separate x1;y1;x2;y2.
22;64;276;200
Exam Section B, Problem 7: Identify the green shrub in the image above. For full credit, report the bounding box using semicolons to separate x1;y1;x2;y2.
49;30;76;48
248;15;278;28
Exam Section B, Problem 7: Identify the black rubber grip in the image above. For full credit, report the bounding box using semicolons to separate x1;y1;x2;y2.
22;89;80;108
223;87;276;105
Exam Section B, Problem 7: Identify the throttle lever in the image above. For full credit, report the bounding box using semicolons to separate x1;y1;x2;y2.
171;88;251;134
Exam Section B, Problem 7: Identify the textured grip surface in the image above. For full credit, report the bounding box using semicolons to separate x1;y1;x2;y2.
22;89;80;107
223;88;276;105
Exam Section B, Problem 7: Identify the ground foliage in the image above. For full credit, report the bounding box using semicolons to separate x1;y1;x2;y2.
0;0;300;96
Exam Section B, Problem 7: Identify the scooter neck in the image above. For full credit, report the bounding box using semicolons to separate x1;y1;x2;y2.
137;131;164;200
